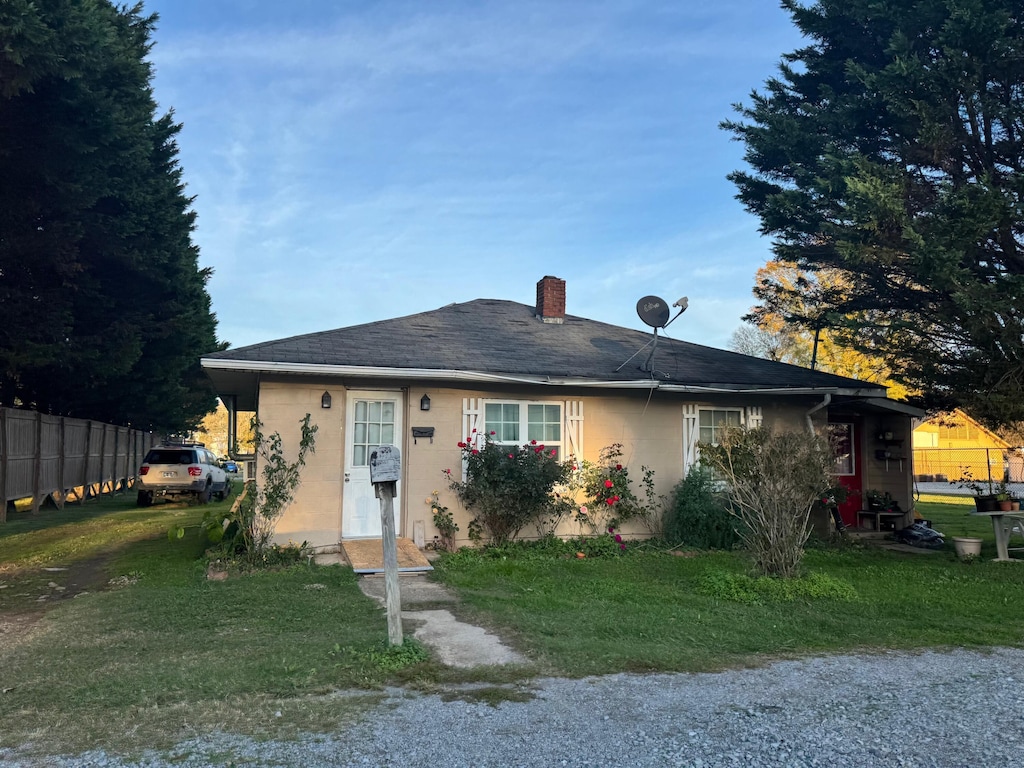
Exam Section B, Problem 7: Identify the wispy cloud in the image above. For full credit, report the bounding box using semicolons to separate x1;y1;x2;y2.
145;0;802;349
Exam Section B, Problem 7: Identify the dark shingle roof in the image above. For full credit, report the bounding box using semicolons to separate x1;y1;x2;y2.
205;299;876;391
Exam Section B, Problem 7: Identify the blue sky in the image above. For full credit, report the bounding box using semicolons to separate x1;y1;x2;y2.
144;1;804;352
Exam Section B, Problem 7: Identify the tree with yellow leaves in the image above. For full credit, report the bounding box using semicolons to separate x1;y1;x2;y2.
731;261;911;401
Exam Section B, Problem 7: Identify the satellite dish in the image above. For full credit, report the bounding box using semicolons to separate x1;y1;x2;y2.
636;296;670;328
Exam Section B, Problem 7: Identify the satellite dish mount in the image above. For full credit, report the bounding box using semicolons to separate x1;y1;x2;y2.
634;295;689;373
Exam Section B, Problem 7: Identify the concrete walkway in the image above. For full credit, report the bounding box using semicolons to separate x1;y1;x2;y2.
356;572;527;668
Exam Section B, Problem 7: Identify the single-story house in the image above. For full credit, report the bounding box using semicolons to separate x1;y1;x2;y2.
201;276;922;548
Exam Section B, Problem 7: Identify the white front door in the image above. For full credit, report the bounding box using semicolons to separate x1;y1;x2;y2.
342;391;403;538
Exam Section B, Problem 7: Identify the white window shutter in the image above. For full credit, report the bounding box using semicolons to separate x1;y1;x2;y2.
563;401;584;461
745;406;763;429
683;403;699;474
462;398;482;480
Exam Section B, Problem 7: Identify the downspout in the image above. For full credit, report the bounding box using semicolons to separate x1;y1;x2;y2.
805;393;831;434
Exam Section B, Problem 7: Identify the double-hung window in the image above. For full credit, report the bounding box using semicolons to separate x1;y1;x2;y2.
698;408;742;445
484;401;562;458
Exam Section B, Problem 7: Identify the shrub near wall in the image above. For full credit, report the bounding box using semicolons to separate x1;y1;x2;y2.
447;433;570;545
664;464;738;550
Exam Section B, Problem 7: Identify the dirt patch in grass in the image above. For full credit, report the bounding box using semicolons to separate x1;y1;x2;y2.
0;551;119;645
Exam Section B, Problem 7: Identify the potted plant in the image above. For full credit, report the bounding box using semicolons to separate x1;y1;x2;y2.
951;472;998;512
866;489;894;512
951;535;983;560
993;481;1013;512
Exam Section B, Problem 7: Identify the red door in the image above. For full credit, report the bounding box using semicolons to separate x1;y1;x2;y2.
828;420;862;527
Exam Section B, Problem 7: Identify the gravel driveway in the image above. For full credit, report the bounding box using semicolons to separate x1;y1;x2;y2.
8;646;1023;767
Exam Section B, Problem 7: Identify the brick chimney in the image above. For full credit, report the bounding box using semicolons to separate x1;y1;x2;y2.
535;276;566;323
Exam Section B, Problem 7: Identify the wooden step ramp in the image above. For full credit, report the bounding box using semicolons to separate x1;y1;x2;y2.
341;537;433;574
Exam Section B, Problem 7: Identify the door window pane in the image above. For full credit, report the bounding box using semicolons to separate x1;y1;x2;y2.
829;423;855;475
352;399;396;466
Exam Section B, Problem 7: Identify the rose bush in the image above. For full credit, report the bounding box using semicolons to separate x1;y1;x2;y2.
446;432;571;545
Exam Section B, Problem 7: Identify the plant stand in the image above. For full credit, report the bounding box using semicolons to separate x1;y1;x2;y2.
952;536;983;560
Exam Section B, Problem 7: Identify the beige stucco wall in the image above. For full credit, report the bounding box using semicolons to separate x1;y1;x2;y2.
256;379;346;549
251;377;914;548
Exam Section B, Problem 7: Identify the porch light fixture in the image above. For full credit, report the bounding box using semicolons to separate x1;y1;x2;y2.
420;394;431;411
321;391;332;409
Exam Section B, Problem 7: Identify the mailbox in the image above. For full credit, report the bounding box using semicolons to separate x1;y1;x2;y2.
369;445;401;484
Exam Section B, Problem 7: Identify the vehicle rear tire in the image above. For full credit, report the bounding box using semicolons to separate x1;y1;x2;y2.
197;485;211;505
137;490;153;507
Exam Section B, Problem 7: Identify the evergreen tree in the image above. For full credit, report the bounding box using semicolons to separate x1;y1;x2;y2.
0;0;221;431
723;0;1024;426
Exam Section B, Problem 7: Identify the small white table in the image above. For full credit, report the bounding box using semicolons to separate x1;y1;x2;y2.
969;511;1024;561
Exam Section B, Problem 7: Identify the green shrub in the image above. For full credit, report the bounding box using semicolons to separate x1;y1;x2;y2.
663;464;738;550
698;569;858;604
446;434;570;545
432;533;629;567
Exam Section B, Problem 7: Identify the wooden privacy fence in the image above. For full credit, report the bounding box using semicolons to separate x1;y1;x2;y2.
0;407;159;521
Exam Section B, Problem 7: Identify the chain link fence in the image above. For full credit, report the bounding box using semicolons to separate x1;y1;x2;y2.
912;446;1024;497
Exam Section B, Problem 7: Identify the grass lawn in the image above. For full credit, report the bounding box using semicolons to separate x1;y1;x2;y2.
431;498;1024;677
1;493;1022;758
0;488;399;755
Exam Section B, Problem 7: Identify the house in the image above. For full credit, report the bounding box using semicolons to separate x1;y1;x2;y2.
913;409;1017;487
200;276;922;548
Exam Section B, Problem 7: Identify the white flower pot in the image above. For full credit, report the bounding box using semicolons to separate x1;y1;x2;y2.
952;537;982;560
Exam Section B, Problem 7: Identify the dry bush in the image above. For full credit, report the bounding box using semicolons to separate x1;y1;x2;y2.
699;426;833;578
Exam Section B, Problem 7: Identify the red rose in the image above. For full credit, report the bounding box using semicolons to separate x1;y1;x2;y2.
605;498;614;505
457;442;466;448
615;464;622;470
471;449;479;455
508;453;514;459
619;542;626;551
490;430;496;435
531;440;537;445
614;534;622;543
604;479;614;489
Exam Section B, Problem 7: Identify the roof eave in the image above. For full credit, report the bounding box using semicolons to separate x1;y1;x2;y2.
200;358;887;397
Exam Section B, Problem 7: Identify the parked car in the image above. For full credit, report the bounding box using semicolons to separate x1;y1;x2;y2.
220;459;239;474
137;442;231;506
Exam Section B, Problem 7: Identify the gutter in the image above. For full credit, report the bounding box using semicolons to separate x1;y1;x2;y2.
805;393;832;434
200;358;887;399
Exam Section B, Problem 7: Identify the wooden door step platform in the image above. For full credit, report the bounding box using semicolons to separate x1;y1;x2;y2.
341;537;433;574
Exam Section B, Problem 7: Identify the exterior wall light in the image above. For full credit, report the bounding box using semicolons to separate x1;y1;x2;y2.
321;391;332;409
420;394;431;411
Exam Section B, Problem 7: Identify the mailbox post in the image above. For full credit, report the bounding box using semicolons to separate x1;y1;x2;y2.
369;445;403;645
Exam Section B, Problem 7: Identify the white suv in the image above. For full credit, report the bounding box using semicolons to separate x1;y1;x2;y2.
137;442;231;506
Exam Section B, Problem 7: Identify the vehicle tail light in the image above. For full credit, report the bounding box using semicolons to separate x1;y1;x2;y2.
188;466;203;477
139;466;149;475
